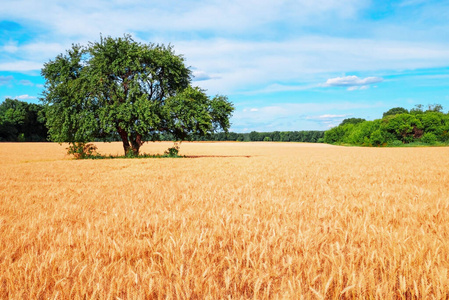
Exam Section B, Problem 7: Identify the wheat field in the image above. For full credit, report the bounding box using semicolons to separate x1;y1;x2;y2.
1;141;448;299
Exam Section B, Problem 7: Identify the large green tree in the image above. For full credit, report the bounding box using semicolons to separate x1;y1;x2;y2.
41;35;234;155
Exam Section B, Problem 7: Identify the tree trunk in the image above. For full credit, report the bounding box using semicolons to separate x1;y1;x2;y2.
117;127;131;155
130;134;143;156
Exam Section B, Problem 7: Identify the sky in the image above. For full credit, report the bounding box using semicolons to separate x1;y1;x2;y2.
1;0;449;132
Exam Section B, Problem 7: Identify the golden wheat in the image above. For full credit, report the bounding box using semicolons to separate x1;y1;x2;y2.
1;142;448;299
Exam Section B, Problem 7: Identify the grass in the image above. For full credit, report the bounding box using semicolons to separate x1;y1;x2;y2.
1;141;449;299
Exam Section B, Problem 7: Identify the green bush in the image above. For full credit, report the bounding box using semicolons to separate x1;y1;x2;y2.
324;124;354;144
18;133;26;142
388;140;404;147
67;142;98;159
421;132;437;145
369;129;385;146
381;113;423;143
164;143;180;157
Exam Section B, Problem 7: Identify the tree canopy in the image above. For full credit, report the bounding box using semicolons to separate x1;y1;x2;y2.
41;35;234;155
324;104;449;146
0;98;47;142
339;118;366;126
382;107;409;118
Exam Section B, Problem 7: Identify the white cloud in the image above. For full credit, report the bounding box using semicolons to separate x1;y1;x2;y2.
325;75;383;87
0;0;368;38
192;70;219;82
0;61;43;72
4;95;37;101
1;42;19;53
16;94;36;100
313;114;349;119
1;1;449;97
175;37;449;95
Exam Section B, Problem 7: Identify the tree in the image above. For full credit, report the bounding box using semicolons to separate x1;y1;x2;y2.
0;98;47;141
339;117;366;126
381;113;423;143
271;131;280;141
41;35;234;155
382;107;408;118
248;131;259;141
426;104;443;112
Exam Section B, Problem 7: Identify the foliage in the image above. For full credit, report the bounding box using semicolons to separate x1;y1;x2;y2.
324;124;354;144
324;104;449;146
339;117;366;126
382;113;423;143
421;132;437;145
41;35;234;157
164;142;180;157
382;107;408;118
242;130;324;143
66;142;98;159
0;98;48;142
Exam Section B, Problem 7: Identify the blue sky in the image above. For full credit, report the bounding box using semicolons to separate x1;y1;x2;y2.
1;0;449;132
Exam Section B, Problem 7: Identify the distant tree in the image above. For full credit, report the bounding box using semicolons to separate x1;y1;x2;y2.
382;107;408;118
271;131;280;141
410;104;424;115
339;118;366;126
214;132;227;141
0;99;25;141
324;124;350;144
382;113;423;143
280;131;290;142
426;104;443;112
0;98;47;141
417;111;445;135
325;103;449;146
249;131;259;141
41;35;234;156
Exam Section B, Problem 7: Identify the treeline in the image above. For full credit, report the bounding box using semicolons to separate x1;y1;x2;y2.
0;99;47;142
160;130;324;142
324;104;449;146
0;98;325;143
3;98;448;147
